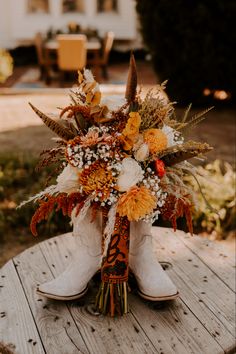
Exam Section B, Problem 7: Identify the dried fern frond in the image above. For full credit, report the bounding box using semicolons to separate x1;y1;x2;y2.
29;103;75;141
125;53;137;102
156;141;213;166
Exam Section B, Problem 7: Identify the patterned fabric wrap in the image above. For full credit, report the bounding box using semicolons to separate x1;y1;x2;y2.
102;215;130;283
96;212;130;316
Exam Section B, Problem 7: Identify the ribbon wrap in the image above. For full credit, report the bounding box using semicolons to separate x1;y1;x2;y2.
96;210;130;316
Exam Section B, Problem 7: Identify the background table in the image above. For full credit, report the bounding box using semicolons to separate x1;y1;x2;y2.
45;39;101;79
0;227;235;354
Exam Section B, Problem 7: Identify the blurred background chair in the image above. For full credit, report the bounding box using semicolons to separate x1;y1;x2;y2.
87;31;114;79
57;34;87;83
34;32;57;84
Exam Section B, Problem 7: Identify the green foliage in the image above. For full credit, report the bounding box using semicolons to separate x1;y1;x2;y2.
0;153;71;242
136;0;236;104
188;160;236;239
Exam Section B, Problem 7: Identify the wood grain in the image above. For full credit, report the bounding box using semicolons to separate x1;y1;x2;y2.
1;228;235;354
40;234;157;354
176;230;235;291
152;227;236;352
0;260;45;354
13;243;88;354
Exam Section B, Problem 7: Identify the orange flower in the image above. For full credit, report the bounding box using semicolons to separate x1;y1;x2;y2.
79;161;114;198
117;186;156;221
143;128;167;154
121;112;141;150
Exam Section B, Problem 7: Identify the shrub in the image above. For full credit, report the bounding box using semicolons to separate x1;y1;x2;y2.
187;160;236;239
136;1;236;104
0;153;71;242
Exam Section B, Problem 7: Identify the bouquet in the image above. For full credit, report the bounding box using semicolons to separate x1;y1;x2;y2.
21;55;212;316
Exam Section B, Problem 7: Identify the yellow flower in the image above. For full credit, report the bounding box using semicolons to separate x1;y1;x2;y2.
0;49;13;83
117;186;156;221
79;161;114;198
121;112;141;150
143;128;167;154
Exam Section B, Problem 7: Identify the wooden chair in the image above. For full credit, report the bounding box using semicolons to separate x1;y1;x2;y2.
57;34;87;83
88;31;114;79
34;32;56;84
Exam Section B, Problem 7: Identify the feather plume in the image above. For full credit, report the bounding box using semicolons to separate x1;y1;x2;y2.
29;103;75;141
158;141;213;166
125;53;137;102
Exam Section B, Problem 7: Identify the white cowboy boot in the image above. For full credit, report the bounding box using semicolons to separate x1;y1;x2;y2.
37;208;102;300
130;221;179;301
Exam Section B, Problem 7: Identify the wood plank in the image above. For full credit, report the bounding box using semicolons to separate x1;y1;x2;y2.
0;260;45;354
151;227;236;352
13;244;88;354
129;295;224;354
177;230;235;291
41;233;224;354
39;234;158;354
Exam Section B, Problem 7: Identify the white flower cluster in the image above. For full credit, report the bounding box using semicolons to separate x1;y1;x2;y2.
66;126;117;169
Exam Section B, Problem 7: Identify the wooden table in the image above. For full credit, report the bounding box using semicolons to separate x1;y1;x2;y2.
0;227;235;354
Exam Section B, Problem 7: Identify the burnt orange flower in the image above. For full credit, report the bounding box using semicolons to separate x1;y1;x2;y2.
79;161;114;198
143;128;168;154
117;186;156;221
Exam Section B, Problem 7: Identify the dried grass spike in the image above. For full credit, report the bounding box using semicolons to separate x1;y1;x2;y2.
29;103;75;141
180;106;214;133
159;141;213;166
125;53;137;102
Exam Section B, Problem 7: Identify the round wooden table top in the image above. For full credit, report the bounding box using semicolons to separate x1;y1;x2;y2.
0;227;235;354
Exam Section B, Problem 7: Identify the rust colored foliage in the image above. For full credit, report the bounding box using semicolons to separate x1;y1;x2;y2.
30;193;85;236
160;194;193;234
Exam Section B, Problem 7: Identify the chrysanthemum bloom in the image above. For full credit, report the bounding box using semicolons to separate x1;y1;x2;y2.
117;186;156;221
121;112;141;150
79;161;114;198
143;128;168;154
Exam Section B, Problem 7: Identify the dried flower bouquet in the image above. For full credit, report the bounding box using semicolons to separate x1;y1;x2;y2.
20;55;212;316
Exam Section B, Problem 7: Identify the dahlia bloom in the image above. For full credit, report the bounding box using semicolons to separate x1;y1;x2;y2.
117;186;156;221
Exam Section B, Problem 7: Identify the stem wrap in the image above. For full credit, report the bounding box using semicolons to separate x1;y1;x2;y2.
96;212;130;316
